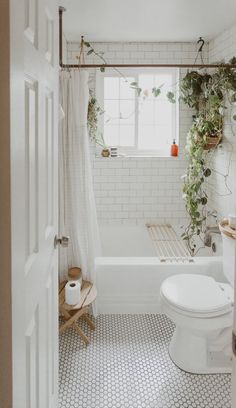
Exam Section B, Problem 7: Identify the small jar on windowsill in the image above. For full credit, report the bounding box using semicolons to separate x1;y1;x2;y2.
101;148;110;157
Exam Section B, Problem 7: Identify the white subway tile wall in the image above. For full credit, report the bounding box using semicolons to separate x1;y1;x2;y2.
208;24;236;219
66;41;209;225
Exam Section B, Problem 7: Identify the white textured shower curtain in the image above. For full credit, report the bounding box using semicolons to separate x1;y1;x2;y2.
59;70;101;283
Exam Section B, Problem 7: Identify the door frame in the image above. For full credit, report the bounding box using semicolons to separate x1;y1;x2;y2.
0;1;13;407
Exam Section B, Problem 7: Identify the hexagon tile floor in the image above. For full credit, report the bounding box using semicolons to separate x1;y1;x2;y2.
59;314;231;408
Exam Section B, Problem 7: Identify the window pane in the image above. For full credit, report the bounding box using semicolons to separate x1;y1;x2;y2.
120;100;135;125
154;101;172;125
119;125;135;146
101;70;177;153
138;75;154;99
104;125;119;146
138;125;172;151
138;125;156;150
104;100;119;125
120;77;135;99
139;101;154;125
104;77;119;99
154;74;173;94
155;125;172;148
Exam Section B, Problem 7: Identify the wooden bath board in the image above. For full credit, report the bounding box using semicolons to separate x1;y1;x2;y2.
146;223;192;262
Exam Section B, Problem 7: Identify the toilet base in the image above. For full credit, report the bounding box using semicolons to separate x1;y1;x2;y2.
169;326;232;374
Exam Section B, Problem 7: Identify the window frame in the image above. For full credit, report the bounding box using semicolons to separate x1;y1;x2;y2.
96;68;179;157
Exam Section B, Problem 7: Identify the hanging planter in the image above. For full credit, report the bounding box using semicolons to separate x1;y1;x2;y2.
203;135;222;150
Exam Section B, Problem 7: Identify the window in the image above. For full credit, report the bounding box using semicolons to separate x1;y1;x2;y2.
96;69;179;156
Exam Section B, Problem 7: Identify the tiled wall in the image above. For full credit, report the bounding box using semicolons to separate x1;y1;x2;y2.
208;24;236;219
67;41;208;225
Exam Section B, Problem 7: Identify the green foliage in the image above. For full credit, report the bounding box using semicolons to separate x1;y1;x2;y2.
87;92;104;143
180;57;236;254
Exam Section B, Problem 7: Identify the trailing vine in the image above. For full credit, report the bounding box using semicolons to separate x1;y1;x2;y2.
87;91;104;142
179;58;236;254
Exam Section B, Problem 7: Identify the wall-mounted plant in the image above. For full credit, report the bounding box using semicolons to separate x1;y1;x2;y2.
178;58;236;254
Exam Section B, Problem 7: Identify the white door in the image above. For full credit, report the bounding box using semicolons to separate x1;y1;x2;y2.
10;0;59;407
233;295;236;408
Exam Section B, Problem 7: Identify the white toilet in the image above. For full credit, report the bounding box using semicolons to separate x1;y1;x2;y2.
160;233;235;374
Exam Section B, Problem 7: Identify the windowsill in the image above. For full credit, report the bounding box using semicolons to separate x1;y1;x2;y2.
94;154;181;159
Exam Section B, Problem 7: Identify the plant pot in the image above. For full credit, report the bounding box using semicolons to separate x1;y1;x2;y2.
101;148;110;157
203;135;222;150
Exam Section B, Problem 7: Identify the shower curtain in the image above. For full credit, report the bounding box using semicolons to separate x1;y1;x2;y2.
59;70;101;283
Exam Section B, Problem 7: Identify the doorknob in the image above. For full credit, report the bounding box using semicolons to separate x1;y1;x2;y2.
54;235;70;248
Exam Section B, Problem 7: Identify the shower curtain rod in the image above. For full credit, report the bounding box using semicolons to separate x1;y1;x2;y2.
59;7;236;69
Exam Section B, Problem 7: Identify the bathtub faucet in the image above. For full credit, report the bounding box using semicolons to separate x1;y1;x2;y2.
204;226;221;247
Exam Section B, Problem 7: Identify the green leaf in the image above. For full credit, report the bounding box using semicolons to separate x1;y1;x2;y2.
204;168;211;177
130;82;138;87
87;49;94;55
100;66;105;72
137;88;142;97
152;87;161;97
233;115;236;121
84;41;91;48
166;91;176;103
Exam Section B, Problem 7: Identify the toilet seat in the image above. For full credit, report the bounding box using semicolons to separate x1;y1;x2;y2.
161;274;233;318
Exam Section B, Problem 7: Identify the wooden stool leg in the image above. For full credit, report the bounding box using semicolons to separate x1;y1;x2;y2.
82;314;95;330
59;307;87;334
73;323;90;345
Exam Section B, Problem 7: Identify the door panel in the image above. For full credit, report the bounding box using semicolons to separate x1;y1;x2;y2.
11;0;59;406
25;76;39;265
24;0;38;46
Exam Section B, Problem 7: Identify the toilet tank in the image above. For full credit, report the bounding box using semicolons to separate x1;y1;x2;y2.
222;234;236;286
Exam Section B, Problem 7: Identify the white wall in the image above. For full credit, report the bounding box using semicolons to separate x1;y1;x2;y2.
67;41;209;226
208;24;236;219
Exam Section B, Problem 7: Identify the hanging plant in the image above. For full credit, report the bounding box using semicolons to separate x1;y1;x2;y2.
87;91;104;142
82;40;163;99
179;57;236;254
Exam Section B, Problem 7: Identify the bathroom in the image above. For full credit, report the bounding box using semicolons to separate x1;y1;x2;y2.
56;2;236;407
2;0;236;407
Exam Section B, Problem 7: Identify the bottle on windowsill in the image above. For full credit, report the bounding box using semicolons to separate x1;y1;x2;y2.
170;139;178;157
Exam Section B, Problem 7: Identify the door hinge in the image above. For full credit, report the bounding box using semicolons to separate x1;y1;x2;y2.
54;235;70;248
233;331;236;357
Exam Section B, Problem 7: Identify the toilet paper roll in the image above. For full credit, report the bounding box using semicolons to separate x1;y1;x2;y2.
65;280;81;305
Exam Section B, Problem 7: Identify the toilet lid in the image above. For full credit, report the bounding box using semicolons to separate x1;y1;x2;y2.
161;274;232;315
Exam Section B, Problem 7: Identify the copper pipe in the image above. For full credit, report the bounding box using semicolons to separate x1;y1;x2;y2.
59;6;66;67
58;8;236;69
60;63;236;69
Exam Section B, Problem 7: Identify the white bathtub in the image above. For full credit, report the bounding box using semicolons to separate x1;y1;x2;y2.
95;225;224;314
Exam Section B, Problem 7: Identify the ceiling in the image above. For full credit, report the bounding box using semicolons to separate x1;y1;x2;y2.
59;0;236;43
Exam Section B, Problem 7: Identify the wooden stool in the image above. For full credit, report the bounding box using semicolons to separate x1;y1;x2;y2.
59;280;97;345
